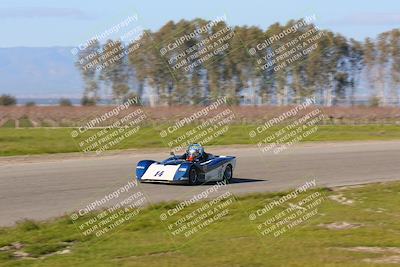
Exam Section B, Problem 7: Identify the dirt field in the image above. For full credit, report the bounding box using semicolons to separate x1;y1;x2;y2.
1;106;400;127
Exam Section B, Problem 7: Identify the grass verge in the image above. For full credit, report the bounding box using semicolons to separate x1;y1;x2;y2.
0;124;400;156
0;181;399;266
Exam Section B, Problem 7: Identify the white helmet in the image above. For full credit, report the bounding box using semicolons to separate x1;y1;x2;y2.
186;144;204;161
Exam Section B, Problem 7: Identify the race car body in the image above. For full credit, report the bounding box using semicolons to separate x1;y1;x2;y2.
136;153;236;185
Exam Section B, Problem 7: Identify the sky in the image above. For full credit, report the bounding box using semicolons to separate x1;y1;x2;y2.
0;0;400;47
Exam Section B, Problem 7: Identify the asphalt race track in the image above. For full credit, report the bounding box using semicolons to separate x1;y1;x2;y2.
1;141;399;226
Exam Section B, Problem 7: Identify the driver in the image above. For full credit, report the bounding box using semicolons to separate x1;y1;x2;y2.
185;143;207;162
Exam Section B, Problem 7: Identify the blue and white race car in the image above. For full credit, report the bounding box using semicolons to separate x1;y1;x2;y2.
136;144;236;185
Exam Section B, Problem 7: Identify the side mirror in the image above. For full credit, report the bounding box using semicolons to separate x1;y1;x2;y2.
170;151;175;156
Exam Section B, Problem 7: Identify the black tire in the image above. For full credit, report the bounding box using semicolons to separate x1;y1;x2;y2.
223;165;233;183
188;168;199;185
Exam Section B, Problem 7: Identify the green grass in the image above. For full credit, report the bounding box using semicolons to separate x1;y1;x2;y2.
0;124;400;156
0;181;399;266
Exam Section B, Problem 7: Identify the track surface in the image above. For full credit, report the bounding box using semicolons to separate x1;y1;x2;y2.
1;141;399;226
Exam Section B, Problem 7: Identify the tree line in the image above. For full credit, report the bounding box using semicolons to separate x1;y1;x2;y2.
0;95;73;106
76;18;400;106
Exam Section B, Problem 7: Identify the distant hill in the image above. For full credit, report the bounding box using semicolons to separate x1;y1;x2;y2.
0;47;83;98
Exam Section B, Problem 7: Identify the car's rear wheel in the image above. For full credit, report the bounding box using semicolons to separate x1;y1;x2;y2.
189;168;198;185
223;165;233;183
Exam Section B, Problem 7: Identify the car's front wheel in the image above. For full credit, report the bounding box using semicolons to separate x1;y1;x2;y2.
188;168;198;185
223;165;233;183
